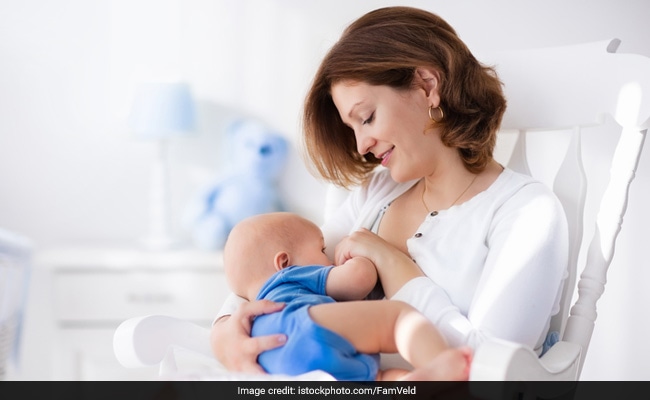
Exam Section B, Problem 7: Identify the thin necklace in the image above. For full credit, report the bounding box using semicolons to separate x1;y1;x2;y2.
421;173;479;213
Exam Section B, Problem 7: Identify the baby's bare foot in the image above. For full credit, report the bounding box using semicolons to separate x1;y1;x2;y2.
401;347;472;381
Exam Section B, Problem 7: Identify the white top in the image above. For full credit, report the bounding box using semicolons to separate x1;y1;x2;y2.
321;167;569;353
217;167;568;354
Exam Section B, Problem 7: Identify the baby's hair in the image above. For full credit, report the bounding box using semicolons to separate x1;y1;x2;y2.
248;212;312;254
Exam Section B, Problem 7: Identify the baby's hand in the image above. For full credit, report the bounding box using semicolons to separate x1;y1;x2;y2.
327;256;378;301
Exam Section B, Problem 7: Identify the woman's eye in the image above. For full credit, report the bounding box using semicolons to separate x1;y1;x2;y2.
362;112;375;125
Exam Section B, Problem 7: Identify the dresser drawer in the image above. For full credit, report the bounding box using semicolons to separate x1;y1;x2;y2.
53;270;229;323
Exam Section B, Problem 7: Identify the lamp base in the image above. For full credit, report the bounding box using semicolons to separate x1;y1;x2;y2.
141;139;178;251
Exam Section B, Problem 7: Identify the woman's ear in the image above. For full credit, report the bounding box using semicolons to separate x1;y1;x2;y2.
273;251;291;271
415;67;441;106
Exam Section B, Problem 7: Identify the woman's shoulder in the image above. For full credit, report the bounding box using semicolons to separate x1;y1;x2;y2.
491;168;553;197
491;168;565;216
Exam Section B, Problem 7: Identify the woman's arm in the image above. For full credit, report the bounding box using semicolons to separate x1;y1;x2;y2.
334;229;425;298
392;185;569;351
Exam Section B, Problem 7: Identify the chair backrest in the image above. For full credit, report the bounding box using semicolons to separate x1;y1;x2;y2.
484;39;650;375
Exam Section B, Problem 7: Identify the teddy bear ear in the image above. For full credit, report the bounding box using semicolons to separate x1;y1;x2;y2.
271;133;288;151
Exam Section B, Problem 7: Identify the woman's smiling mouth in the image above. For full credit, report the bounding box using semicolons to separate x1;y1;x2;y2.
379;147;394;166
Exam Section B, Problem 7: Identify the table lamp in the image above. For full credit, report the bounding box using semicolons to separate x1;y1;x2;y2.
128;81;196;249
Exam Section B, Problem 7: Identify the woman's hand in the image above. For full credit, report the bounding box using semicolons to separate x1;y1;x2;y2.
210;300;286;373
334;228;424;298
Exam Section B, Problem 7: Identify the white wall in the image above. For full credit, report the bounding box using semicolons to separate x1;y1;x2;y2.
1;0;649;380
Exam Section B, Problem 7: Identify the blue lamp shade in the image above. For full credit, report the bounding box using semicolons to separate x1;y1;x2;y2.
128;82;196;139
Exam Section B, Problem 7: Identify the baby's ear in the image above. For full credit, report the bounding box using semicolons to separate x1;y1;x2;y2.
273;251;290;271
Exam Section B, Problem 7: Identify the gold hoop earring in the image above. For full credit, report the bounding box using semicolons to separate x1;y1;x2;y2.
428;106;444;123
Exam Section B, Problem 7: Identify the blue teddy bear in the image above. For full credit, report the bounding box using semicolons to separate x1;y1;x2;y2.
184;119;289;250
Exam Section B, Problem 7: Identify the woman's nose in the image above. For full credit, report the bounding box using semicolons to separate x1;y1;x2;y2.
355;131;376;155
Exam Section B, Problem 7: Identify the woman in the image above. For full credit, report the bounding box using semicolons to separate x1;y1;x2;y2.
210;6;568;374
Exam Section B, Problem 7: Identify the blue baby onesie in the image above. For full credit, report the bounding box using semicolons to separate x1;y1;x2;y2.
251;265;379;381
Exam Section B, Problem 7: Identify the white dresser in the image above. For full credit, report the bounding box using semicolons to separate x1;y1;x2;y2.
34;247;227;380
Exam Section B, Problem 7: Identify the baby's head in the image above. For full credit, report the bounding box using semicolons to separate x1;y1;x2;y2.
224;212;333;300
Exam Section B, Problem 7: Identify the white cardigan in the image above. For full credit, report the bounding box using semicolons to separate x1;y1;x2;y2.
321;167;568;353
217;167;568;354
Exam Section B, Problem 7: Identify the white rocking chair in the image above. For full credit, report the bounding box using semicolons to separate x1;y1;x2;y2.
113;39;650;387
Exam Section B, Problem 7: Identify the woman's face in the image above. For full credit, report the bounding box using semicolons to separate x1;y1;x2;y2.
331;80;442;182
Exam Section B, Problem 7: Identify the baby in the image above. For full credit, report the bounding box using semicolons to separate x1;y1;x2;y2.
223;212;471;380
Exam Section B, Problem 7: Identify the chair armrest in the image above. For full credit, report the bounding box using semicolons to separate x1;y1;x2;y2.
113;315;336;380
113;315;217;370
469;339;581;399
470;339;581;381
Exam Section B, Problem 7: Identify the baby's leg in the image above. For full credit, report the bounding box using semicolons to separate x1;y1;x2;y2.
308;300;465;378
376;368;410;381
375;351;471;381
399;347;472;381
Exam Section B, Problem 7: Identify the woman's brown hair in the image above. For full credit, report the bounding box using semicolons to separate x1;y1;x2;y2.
302;6;506;188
